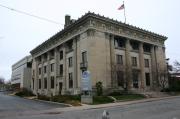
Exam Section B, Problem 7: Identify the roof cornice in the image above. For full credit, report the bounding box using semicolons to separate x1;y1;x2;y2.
30;11;167;55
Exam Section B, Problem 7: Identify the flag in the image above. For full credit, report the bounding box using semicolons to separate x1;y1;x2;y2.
118;4;124;10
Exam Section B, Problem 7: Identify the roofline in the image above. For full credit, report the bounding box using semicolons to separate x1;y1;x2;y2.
30;11;167;54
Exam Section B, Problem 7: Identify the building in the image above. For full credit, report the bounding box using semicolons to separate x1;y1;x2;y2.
30;12;168;96
11;55;32;90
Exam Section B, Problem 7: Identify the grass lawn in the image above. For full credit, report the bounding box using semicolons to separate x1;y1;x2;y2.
112;94;146;101
92;96;114;105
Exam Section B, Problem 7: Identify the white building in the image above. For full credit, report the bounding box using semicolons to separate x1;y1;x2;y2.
11;55;32;90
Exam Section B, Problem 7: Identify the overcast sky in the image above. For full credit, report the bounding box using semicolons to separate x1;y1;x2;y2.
0;0;180;80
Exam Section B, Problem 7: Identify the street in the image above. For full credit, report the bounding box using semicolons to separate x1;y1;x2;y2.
0;92;68;118
0;92;180;119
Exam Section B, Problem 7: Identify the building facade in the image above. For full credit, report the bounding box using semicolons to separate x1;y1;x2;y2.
30;12;168;96
11;55;32;90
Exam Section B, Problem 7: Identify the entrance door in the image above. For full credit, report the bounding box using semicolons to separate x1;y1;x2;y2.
59;82;63;95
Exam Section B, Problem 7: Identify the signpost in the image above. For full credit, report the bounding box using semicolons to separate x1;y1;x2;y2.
81;71;93;104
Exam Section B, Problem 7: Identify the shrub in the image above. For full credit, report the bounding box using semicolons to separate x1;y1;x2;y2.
15;88;35;97
96;81;103;96
93;96;114;104
37;95;50;101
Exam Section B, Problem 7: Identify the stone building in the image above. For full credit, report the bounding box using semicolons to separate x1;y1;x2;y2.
11;55;32;90
30;12;167;96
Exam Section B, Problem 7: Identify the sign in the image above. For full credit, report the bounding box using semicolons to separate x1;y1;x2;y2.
81;71;92;91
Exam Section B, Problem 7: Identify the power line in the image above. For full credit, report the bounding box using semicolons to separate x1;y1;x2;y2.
0;3;64;25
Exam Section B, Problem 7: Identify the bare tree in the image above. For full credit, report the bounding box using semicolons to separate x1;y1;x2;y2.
159;71;168;90
174;60;180;72
0;76;5;85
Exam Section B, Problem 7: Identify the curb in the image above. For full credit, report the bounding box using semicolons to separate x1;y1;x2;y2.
32;99;73;107
49;95;180;112
10;94;72;107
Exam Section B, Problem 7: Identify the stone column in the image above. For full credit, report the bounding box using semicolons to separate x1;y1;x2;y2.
109;34;116;88
54;48;58;95
63;44;67;92
151;45;157;90
139;43;145;91
47;52;51;96
35;58;38;95
73;37;78;92
125;38;132;90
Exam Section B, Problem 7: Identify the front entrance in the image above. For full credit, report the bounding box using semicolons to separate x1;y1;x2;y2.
59;82;63;95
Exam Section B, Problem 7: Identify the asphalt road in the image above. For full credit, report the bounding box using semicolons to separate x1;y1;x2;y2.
0;92;68;118
1;92;180;119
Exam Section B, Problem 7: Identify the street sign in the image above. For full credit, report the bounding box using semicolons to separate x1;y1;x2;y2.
81;71;92;91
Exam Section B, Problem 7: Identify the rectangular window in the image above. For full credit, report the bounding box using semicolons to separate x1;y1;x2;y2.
69;73;73;88
117;71;124;87
114;37;125;48
60;51;63;60
32;78;34;89
68;57;73;67
82;51;87;62
144;59;149;67
44;66;47;73
50;50;54;59
39;79;41;89
60;64;63;76
38;68;41;75
132;57;137;66
132;72;139;88
51;76;54;89
44;78;47;89
44;53;47;61
145;73;150;86
50;63;54;72
116;55;123;64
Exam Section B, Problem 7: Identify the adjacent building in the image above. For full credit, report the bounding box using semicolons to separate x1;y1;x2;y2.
11;55;32;90
30;12;168;96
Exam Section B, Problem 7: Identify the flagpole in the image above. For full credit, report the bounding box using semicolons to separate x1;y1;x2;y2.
123;1;126;23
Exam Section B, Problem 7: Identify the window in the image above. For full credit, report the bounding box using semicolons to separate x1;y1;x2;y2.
114;37;125;48
143;44;151;53
132;57;137;66
117;71;124;87
69;73;73;88
38;68;41;75
145;73;150;86
132;71;139;88
116;55;123;64
32;78;34;89
44;78;47;89
68;57;73;67
38;56;42;62
60;64;63;76
51;76;54;89
50;63;54;72
39;79;41;89
144;59;149;67
44;66;47;73
131;41;139;50
60;51;63;60
82;51;87;62
44;53;47;61
50;50;54;59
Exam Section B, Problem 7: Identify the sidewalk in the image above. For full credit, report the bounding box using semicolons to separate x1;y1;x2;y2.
42;95;180;113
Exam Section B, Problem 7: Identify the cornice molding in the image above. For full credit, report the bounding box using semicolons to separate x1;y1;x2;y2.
30;12;167;55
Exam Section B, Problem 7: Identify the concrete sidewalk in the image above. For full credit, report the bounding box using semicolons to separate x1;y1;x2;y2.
42;95;180;113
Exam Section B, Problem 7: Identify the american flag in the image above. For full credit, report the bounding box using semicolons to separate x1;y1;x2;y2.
118;4;124;10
